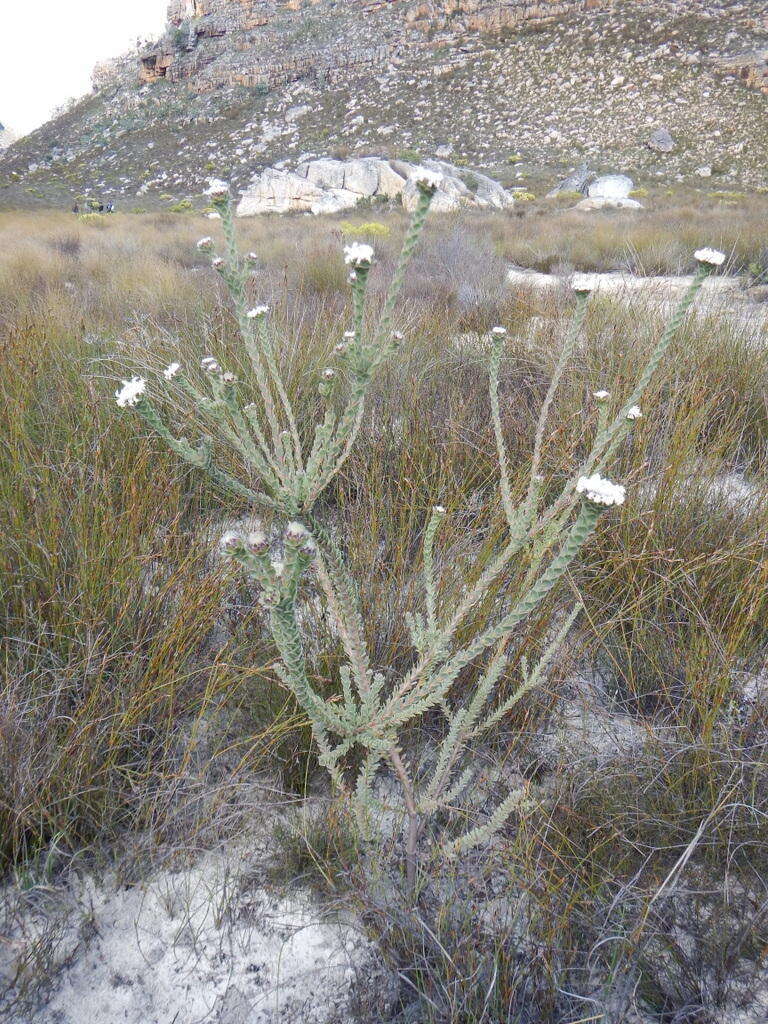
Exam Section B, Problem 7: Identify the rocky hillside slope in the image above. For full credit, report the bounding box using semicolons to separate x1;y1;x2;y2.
0;0;766;207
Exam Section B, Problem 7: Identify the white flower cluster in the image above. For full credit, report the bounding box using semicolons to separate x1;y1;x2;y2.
197;237;213;252
576;473;626;507
412;169;443;192
115;377;146;408
626;405;642;421
163;362;181;381
246;306;269;319
694;248;726;267
201;356;221;373
205;179;230;200
593;390;611;401
343;243;374;268
491;326;507;337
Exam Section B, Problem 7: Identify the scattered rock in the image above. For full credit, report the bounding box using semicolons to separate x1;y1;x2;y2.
647;127;676;153
696;164;713;177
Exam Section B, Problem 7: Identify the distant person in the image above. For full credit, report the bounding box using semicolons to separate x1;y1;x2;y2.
106;203;114;213
72;203;79;214
98;203;104;213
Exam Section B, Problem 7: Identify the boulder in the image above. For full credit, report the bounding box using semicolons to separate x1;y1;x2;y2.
376;161;408;198
299;158;346;190
575;196;644;211
547;163;595;197
588;174;634;199
401;176;460;213
236;168;325;215
238;157;514;216
343;158;380;195
309;189;360;215
647;127;675;154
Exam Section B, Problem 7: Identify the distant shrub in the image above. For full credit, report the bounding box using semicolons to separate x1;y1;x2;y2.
78;213;108;228
340;221;391;238
169;199;194;213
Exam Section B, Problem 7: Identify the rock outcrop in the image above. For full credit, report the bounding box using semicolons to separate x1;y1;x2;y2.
236;157;515;215
140;0;613;94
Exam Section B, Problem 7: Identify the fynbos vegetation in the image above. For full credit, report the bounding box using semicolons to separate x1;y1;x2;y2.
114;179;721;892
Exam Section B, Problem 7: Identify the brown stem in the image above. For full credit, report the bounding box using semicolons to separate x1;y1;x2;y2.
388;746;420;894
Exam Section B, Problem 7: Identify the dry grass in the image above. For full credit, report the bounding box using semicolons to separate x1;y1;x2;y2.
1;206;767;1021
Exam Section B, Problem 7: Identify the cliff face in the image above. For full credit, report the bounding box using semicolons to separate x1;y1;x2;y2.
138;0;612;92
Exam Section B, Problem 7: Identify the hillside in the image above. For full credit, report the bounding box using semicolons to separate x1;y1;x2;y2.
0;0;766;208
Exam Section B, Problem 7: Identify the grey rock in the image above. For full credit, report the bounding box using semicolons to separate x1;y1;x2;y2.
587;174;634;199
547;163;595;197
239;156;514;216
575;196;643;211
647;127;675;154
343;157;380;195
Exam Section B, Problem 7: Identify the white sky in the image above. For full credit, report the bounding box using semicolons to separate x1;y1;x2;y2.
0;1;168;135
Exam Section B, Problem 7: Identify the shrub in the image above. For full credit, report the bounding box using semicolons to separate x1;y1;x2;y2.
114;181;721;893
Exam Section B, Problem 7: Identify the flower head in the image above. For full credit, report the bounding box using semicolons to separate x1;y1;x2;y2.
163;362;181;381
205;179;230;201
246;305;269;319
572;273;600;294
433;505;446;515
322;367;336;381
412;169;443;193
220;530;243;552
247;252;259;264
343;330;356;340
491;326;507;337
593;390;611;402
115;377;147;408
211;257;224;271
694;248;726;267
285;521;309;544
197;236;213;252
343;242;374;269
626;405;642;421
246;530;269;555
576;474;626;507
201;356;221;373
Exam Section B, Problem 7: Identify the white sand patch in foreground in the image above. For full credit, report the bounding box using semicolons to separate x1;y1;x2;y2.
19;851;377;1024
